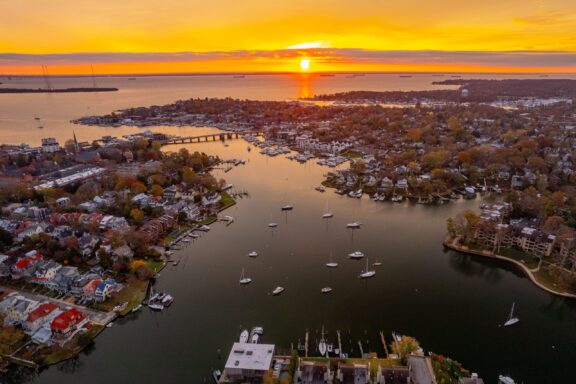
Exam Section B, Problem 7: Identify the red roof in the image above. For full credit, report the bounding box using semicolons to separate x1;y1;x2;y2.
83;279;102;291
15;252;42;270
51;308;86;331
26;303;58;322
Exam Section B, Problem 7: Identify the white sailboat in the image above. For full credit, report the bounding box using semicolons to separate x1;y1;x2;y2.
348;251;364;259
359;258;376;279
318;326;327;356
326;253;338;268
272;286;285;295
503;302;519;326
321;287;332;294
248;251;258;257
346;221;362;229
498;375;516;384
281;204;294;211
322;201;333;219
239;268;252;285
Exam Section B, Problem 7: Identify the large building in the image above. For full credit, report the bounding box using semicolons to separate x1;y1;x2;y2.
220;342;275;383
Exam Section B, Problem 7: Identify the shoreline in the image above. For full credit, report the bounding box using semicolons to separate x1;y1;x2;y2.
443;235;576;299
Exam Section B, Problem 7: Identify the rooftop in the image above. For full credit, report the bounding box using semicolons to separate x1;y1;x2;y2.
224;342;275;372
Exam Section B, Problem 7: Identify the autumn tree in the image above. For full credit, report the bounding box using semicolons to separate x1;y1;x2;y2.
391;336;421;365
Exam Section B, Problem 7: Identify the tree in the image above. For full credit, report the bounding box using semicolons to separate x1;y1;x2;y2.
130;259;152;280
150;184;164;197
64;139;77;153
0;228;13;250
543;216;564;234
391;336;421;365
182;167;198;184
130;208;144;224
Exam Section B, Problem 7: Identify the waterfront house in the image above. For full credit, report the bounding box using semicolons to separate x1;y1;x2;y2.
220;342;275;383
11;251;43;279
16;223;46;243
202;192;222;207
31;326;54;344
22;302;59;334
336;362;370;384
81;278;103;299
94;278;120;301
50;308;88;344
296;359;333;384
32;260;62;285
56;197;71;208
47;266;81;293
376;365;410;384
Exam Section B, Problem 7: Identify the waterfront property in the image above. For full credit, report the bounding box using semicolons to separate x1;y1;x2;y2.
219;342;276;383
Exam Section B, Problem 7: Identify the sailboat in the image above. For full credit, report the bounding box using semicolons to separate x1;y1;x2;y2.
348;251;364;259
503;302;519;326
359;258;376;278
322;201;333;219
248;251;259;257
321;287;332;294
272;286;285;295
346;221;362;229
326;253;338;268
318;326;327;356
239;268;252;285
281;205;294;211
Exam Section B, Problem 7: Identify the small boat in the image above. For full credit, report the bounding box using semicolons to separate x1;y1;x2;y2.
272;286;285;295
327;344;333;353
498;375;516;384
172;259;180;266
281;205;294;211
182;238;190;243
148;303;164;311
322;212;334;219
315;186;326;192
326;253;338;268
247;146;251;152
239;329;249;343
34;117;41;120
347;222;362;229
161;294;174;306
318;326;327;356
348;251;364;259
372;261;382;266
189;233;199;239
268;222;279;228
37;125;44;129
503;302;519;326
239;268;252;285
248;251;258;257
197;225;211;232
251;333;259;343
321;287;332;294
131;304;142;313
106;322;113;328
252;327;264;335
359;258;376;279
213;369;222;383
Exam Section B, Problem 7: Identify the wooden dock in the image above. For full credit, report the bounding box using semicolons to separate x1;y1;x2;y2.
305;329;309;357
336;330;343;358
379;331;389;357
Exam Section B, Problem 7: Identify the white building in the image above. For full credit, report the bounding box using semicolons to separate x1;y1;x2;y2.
220;343;275;383
41;138;60;153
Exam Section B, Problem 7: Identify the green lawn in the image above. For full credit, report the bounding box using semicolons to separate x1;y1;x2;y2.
219;191;236;211
499;247;540;269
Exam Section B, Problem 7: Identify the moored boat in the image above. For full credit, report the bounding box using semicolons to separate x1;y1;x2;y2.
248;251;258;257
272;286;285;295
239;329;249;343
346;221;362;229
348;251;364;259
321;287;332;293
359;258;376;278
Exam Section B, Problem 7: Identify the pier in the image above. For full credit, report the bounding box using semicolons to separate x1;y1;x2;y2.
161;131;263;146
336;330;343;358
379;331;389;357
304;329;309;357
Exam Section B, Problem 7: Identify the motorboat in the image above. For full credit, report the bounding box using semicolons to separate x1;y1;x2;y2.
131;304;142;313
326;253;338;268
248;251;258;257
239;268;252;285
213;369;222;383
252;327;264;335
268;222;279;228
161;294;174;306
348;251;365;259
321;287;332;294
281;205;294;211
197;225;211;232
239;329;249;343
498;375;516;384
503;302;519;326
148;303;164;311
272;286;285;295
315;186;326;192
359;259;376;279
372;261;382;266
251;333;259;343
322;212;334;219
346;222;362;229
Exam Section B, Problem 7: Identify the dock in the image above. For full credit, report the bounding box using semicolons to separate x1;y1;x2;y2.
358;340;364;357
379;331;389;357
305;329;309;357
336;330;343;358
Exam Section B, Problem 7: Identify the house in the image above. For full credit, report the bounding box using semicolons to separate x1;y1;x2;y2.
132;193;151;207
202;192;222;207
1;296;39;325
56;197;70;208
16;223;46;242
32;260;62;285
22;302;59;334
82;278;103;299
219;343;275;383
297;359;332;384
32;326;54;344
0;254;12;277
396;178;409;190
94;278;120;302
51;308;88;344
47;266;80;293
99;215;129;232
11;251;43;279
376;365;410;384
337;362;370;384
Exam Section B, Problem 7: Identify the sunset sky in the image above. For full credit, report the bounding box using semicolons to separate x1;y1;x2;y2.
1;0;576;74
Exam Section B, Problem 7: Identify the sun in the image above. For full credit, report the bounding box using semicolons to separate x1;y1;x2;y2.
300;58;311;71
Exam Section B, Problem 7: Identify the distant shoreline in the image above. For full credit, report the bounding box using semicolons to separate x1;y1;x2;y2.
0;87;119;94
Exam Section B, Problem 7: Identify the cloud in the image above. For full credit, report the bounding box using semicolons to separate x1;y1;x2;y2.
1;49;575;69
513;10;573;26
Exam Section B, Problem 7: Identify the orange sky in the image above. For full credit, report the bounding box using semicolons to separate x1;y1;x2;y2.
1;0;576;74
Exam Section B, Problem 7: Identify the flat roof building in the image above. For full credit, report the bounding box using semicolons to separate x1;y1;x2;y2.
220;342;275;383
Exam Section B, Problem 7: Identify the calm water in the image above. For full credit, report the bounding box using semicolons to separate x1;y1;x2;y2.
1;75;576;383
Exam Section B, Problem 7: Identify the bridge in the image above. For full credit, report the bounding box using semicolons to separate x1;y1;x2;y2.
161;131;263;146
